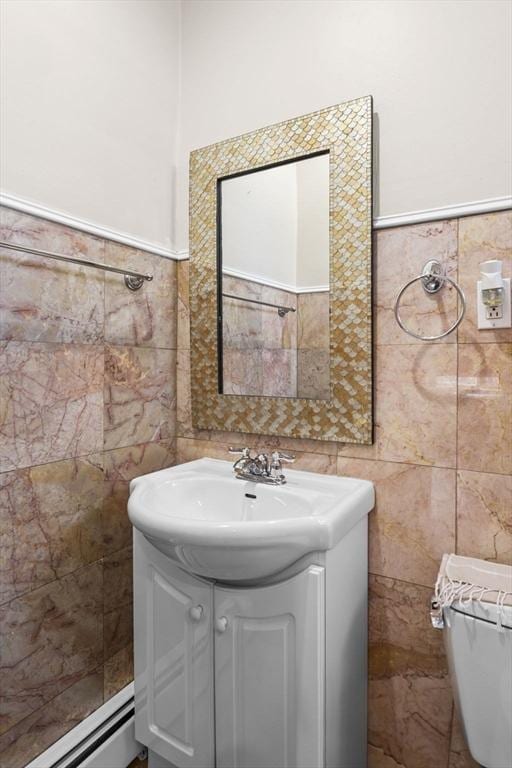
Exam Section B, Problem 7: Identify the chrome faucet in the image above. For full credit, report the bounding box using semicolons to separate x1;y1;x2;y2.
228;447;295;485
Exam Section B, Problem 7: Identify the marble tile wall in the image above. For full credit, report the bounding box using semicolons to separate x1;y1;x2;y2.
177;210;512;768
1;207;509;768
297;291;330;399
0;207;177;768
222;275;298;397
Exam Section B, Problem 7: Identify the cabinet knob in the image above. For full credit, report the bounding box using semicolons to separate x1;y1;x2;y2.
189;604;204;622
215;616;228;633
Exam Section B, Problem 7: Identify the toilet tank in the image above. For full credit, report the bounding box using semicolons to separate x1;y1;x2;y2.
444;600;512;768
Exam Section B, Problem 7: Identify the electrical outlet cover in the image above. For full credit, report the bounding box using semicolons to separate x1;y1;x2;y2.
477;277;512;329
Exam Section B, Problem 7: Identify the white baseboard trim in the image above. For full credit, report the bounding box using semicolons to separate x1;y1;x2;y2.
0;192;188;261
171;249;189;261
372;195;512;229
176;195;512;262
222;266;328;294
25;683;141;768
2;191;510;265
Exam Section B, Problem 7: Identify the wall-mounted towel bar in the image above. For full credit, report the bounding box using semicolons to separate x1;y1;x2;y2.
0;241;153;290
222;292;296;317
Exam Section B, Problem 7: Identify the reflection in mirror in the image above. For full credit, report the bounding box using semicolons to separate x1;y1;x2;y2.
218;152;330;399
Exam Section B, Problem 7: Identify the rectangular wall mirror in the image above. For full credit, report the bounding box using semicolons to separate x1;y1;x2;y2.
189;96;373;444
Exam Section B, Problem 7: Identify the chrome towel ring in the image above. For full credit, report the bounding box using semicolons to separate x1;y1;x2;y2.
394;259;466;341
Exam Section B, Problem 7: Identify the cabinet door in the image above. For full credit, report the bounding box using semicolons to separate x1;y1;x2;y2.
133;531;214;768
214;565;325;768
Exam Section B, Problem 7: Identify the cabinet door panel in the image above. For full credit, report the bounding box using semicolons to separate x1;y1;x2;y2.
134;531;214;768
214;565;325;768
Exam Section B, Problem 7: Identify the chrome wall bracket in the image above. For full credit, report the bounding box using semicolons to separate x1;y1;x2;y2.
421;259;444;294
124;275;147;291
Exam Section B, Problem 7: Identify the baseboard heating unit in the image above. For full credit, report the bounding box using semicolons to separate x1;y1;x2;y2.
25;684;143;768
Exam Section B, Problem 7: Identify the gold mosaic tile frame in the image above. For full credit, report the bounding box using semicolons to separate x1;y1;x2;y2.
189;96;373;443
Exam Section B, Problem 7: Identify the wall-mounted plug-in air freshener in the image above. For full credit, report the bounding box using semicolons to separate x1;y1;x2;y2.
477;259;511;329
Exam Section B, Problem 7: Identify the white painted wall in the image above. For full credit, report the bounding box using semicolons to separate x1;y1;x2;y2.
221;164;298;287
221;154;329;290
0;0;180;250
176;0;512;250
296;156;329;289
2;1;510;253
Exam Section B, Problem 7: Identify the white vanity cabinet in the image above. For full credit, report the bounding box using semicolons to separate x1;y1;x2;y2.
134;517;368;768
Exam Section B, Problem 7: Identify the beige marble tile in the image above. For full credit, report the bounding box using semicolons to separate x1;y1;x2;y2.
338;344;457;467
104;345;176;451
222;275;257;299
368;575;452;768
297;291;329;350
368;744;404;767
177;348;195;438
456;470;512;564
260;285;298;350
374;221;458;346
176;436;253;464
222;349;263;396
458;211;512;344
457;343;511;474
175;348;211;441
102;440;176;555
103;546;133;660
177;259;190;350
297;349;330;399
0;342;104;472
0;671;103;768
448;711;479;768
104;241;177;349
0;563;103;734
104;643;133;700
262;349;297;397
203;428;339;457
285;451;337;475
0;207;105;344
337;458;456;587
222;276;263;349
0;455;103;605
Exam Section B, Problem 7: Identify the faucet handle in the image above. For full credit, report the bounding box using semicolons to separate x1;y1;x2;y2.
272;451;295;463
229;446;250;456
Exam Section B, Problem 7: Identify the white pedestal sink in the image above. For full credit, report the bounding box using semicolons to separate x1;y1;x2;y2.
129;458;374;768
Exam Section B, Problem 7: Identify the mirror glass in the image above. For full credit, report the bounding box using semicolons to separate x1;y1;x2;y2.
218;152;330;399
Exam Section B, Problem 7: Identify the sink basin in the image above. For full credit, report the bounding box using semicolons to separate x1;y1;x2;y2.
128;457;374;582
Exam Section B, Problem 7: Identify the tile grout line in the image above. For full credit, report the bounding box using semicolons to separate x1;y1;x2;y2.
174;434;511;477
446;215;460;765
100;541;107;705
368;570;450;591
0;337;178;351
1;428;177;609
454;216;460;558
101;243;107;579
446;703;456;767
0;543;133;610
0;663;108;747
0;437;178;476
